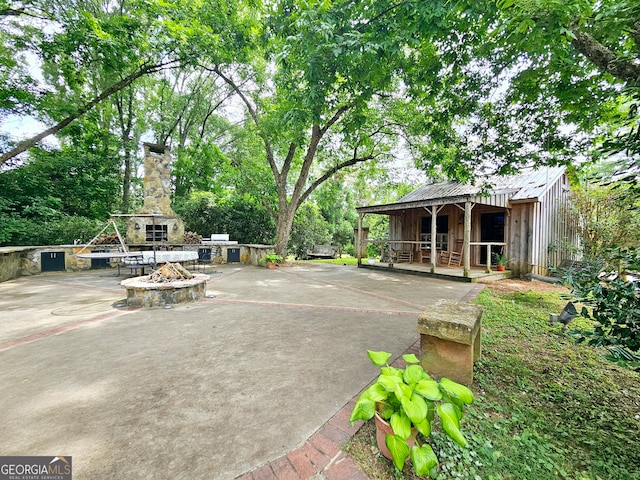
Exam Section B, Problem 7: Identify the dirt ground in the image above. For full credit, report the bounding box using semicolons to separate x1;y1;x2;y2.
483;278;570;294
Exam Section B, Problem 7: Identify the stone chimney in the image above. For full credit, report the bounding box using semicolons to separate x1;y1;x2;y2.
126;143;185;245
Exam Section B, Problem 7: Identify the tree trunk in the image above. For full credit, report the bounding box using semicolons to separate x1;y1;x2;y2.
122;153;132;212
274;202;297;258
116;88;135;213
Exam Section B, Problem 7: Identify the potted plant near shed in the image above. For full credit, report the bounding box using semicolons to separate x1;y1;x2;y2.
350;350;474;477
493;252;509;271
264;253;283;269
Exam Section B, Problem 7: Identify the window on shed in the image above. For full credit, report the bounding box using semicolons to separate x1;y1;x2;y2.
421;215;449;233
420;215;449;250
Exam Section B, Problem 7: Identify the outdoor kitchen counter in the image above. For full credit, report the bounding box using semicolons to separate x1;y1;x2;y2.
75;250;198;265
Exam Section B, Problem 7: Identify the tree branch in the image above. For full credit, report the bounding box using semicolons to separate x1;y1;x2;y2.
319;104;353;136
356;0;413;32
208;65;263;131
209;65;280;177
280;142;297;180
570;27;640;84
0;59;179;166
0;6;47;19
299;150;379;206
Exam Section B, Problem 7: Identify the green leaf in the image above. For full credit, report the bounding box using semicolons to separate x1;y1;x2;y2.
427;402;435;423
349;397;375;424
403;364;424;385
411;444;438;476
496;0;515;10
379;404;395;420
402;353;420;364
390;412;412;440
366;383;389;403
380;366;398;376
415;379;442;400
401;393;428;425
415;418;431;437
377;372;402;392
367;350;392;366
439;377;474;404
437;403;467;447
385;434;409;471
394;381;412;402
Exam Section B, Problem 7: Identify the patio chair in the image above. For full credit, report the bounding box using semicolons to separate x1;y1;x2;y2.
396;249;412;263
388;246;412;263
195;247;212;273
440;240;463;267
418;247;431;264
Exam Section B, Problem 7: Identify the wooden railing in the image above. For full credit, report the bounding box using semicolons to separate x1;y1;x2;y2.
361;239;508;273
469;242;507;273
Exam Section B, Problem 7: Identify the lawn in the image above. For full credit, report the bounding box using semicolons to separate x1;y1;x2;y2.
300;255;359;266
344;279;640;480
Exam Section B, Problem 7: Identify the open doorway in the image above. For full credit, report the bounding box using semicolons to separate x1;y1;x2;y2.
480;212;505;264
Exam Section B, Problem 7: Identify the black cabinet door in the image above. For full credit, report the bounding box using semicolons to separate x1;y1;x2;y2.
227;248;240;263
91;250;111;269
41;252;65;272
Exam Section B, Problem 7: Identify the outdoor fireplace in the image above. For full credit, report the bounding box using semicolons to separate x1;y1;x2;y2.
126;143;185;245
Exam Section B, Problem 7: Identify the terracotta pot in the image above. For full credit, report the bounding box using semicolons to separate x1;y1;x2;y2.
374;411;416;462
496;265;505;272
267;262;276;269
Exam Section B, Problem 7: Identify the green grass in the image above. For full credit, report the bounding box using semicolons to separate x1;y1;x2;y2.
344;283;640;480
302;255;359;266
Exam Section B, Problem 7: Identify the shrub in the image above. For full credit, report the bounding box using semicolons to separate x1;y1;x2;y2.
563;248;640;365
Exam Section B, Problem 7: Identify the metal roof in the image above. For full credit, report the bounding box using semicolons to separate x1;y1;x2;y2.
357;166;566;214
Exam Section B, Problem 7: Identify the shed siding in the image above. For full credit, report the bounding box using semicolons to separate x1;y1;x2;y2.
365;169;579;278
508;203;531;277
529;173;578;275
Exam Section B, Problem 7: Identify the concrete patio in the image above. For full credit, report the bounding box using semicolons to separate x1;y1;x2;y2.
0;264;482;479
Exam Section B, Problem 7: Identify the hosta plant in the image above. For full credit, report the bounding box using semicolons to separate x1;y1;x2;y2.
349;350;474;476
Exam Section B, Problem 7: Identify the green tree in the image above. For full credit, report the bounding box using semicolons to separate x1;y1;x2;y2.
143;68;235;200
210;1;471;256
0;136;121;245
176;191;275;244
568;163;640;261
466;0;639;176
0;0;256;166
289;203;331;258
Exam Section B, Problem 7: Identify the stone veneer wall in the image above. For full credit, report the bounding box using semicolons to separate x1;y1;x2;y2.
121;276;208;307
126;143;184;244
0;245;92;282
0;244;274;283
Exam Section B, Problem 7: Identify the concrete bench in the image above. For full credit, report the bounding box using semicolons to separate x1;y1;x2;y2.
417;299;483;386
305;245;338;259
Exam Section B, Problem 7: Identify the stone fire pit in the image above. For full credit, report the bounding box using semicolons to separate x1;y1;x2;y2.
120;262;209;307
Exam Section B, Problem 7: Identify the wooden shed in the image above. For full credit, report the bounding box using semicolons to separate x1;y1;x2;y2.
355;167;578;279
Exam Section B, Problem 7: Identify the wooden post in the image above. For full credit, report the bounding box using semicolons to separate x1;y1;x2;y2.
430;205;438;273
357;213;363;266
463;202;472;277
486;244;492;273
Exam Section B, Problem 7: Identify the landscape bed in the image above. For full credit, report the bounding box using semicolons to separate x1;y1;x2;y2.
344;279;640;480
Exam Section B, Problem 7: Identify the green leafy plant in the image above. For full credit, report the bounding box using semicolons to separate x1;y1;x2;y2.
492;252;509;266
265;253;283;264
563;248;640;362
349;350;474;476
